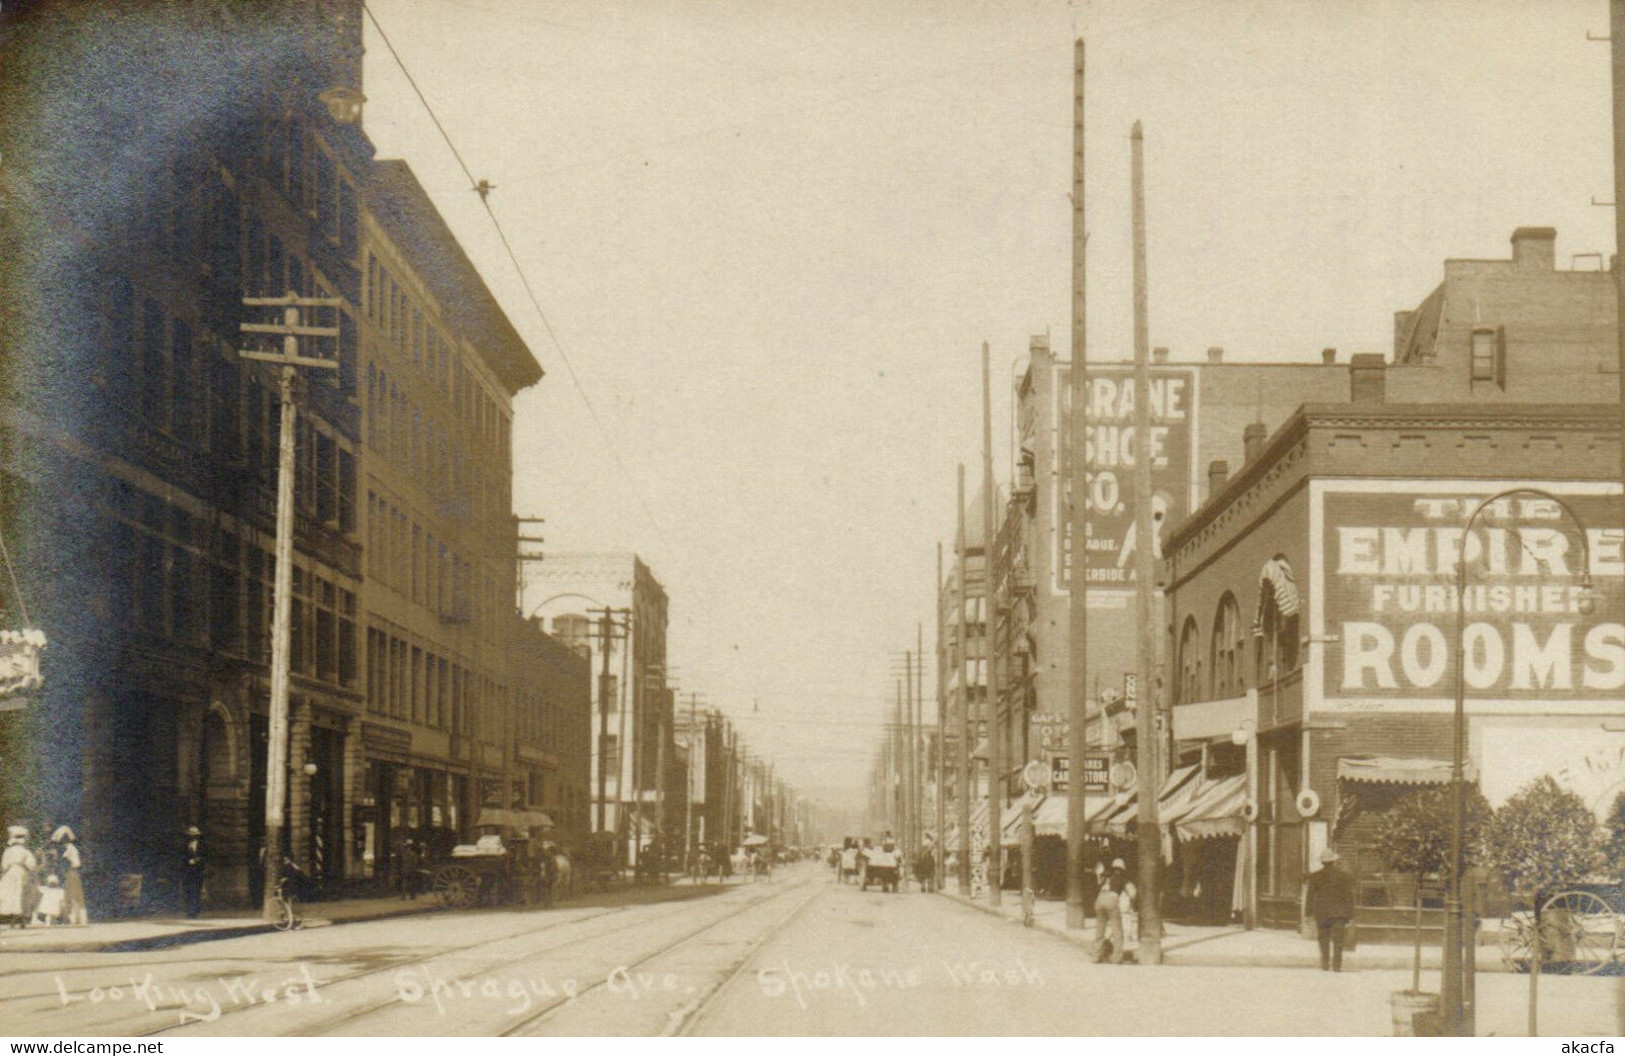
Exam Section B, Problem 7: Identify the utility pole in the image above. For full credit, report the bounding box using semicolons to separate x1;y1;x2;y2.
1130;120;1163;965
897;679;910;831
239;291;339;921
981;339;1004;907
915;622;925;875
956;463;972;895
936;542;947;891
685;691;700;871
1065;35;1093;933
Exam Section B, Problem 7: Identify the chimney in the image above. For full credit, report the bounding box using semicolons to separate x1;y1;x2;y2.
1207;459;1229;497
1242;423;1267;464
1153;346;1169;364
1510;226;1556;270
1206;346;1224;363
1349;352;1386;403
1321;347;1337;365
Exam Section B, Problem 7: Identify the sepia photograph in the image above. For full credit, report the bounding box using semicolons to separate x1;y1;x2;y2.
4;0;1625;1041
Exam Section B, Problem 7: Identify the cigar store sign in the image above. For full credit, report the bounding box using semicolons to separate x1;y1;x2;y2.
1311;480;1624;712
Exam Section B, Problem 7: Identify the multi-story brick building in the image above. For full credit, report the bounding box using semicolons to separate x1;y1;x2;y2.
0;0;589;910
1162;228;1625;929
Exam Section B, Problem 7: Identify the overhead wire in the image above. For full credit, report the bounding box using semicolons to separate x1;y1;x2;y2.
361;2;669;549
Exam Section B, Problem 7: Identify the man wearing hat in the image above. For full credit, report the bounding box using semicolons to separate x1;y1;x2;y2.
180;826;206;919
1306;846;1356;971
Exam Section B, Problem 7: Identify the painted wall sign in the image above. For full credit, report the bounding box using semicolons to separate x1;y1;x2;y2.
1055;366;1199;592
1310;480;1624;712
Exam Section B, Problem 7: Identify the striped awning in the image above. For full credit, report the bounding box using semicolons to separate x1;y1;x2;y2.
1259;556;1300;618
1099;763;1202;837
1172;773;1248;841
1337;756;1475;785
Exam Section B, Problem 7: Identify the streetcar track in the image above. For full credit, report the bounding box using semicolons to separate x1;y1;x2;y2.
135;904;629;1037
498;873;823;1037
284;894;743;1037
668;875;825;1036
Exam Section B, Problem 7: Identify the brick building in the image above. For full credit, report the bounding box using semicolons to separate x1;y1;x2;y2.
0;0;589;909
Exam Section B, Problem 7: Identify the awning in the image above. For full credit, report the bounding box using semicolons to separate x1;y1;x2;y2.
999;794;1045;846
1337;756;1476;785
1172;691;1256;742
1172;773;1248;841
1033;794;1070;837
970;738;990;761
1085;760;1202;831
1259;556;1300;617
475;808;555;831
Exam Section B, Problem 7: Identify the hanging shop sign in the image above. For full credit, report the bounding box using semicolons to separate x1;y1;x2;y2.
1311;480;1624;712
0;629;45;712
1056;366;1198;592
1078;751;1112;794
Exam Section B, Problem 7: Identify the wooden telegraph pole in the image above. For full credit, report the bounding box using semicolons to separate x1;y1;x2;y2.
239;291;340;920
1065;35;1092;932
936;543;947;891
956;464;972;894
981;340;1004;907
1130;120;1164;964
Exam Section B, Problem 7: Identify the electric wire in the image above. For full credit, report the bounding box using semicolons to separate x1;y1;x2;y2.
362;3;668;547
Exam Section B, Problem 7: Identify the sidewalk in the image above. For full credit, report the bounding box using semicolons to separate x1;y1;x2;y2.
937;888;1467;972
0;893;444;954
0;872;744;954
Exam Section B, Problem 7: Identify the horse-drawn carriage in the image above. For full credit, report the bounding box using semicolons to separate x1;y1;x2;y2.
426;812;564;909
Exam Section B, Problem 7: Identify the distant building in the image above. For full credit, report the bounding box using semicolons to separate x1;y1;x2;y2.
527;553;670;864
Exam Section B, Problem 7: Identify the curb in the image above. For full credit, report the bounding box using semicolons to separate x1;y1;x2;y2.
3;901;443;954
935;891;1464;972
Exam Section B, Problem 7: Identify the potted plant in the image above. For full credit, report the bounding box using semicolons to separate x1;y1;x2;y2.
1370;784;1488;1036
1483;776;1603;1037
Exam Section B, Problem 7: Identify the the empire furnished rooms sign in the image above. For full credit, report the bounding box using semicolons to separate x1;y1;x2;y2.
1310;480;1623;712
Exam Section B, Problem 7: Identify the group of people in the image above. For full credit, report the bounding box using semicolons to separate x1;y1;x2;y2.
0;825;89;928
831;833;938;893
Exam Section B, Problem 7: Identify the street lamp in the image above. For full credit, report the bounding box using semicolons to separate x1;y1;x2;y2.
1442;487;1596;1036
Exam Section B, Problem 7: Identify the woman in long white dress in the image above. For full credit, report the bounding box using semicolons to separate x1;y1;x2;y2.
0;826;38;927
51;827;87;925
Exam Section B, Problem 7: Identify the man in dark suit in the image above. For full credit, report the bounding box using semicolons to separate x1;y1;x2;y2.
1306;847;1356;971
180;827;205;919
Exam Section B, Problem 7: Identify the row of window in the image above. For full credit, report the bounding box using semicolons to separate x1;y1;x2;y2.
364;489;476;621
101;509;359;691
1175;561;1302;705
364;364;499;520
364;253;509;455
364;621;477;734
265;114;360;259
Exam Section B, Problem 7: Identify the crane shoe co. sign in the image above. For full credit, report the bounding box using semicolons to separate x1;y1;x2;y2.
1310;480;1623;712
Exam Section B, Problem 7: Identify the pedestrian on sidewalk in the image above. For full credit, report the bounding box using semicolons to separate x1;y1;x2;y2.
915;836;937;894
399;839;420;901
1306;847;1355;971
180;826;205;919
51;827;87;926
1094;858;1133;964
0;826;37;927
32;874;64;926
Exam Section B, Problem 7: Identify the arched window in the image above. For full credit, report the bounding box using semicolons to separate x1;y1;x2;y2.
1177;616;1201;704
1254;556;1301;684
1210;592;1245;699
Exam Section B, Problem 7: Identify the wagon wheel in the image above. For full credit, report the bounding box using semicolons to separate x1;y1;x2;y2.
1539;890;1619;975
1499;909;1538;972
433;864;481;909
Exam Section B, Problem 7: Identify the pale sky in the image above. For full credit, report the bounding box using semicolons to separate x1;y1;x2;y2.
360;0;1617;810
